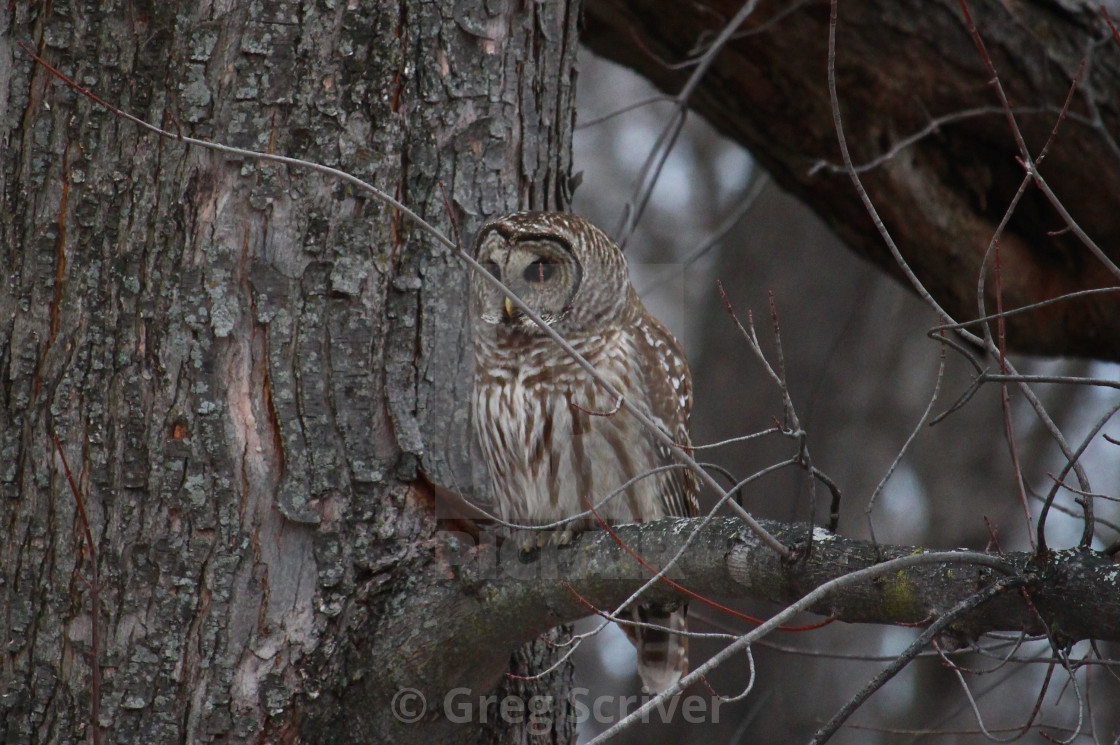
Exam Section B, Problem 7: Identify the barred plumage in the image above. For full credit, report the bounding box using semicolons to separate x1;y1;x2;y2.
471;211;698;694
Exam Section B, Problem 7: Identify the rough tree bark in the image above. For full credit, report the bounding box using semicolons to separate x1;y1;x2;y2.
0;2;579;743
583;0;1120;361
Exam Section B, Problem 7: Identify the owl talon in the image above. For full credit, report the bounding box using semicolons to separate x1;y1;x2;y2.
515;529;572;551
515;532;539;555
549;529;574;547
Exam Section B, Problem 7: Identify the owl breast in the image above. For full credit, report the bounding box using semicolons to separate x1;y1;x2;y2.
474;330;672;531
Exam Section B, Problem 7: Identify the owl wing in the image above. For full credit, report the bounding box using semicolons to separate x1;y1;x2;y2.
627;308;697;693
634;309;700;519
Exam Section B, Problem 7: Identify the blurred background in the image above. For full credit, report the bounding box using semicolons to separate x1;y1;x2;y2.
568;50;1120;745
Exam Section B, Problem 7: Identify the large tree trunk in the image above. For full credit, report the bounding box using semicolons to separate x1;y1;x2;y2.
583;0;1120;361
0;2;579;743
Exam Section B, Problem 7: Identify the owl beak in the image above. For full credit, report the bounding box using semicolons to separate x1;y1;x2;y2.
504;296;514;320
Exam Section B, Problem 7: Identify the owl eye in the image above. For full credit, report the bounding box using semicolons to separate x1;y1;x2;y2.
481;261;501;279
522;259;556;283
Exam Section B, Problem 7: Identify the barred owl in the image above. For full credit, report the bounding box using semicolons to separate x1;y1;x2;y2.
471;211;699;695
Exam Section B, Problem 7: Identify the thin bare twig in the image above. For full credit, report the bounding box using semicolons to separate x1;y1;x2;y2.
715;283;836;535
636;171;770;297
1036;400;1120;550
980;373;1120;391
810;577;1023;745
575;95;675;130
809;105;1045;176
616;0;763;246
934;287;1120;337
865;345;946;546
971;167;1035;544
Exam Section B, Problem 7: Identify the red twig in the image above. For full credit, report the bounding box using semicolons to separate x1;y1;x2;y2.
569;394;624;418
982;516;1003;554
53;434;101;745
955;0;1031;159
1102;5;1120;44
437;181;461;251
21;42;134;127
992;235;1035;548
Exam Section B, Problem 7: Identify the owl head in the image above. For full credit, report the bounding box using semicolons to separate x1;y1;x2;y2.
470;211;634;336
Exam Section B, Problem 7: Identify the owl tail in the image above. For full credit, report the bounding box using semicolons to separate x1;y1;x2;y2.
622;602;689;695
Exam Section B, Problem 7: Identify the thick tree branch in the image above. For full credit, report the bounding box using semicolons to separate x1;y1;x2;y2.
365;511;1120;743
456;518;1119;644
